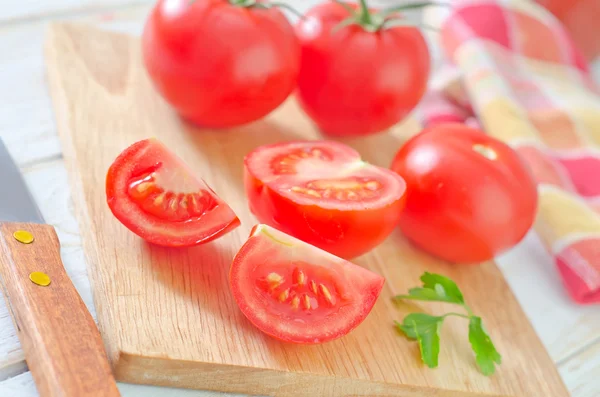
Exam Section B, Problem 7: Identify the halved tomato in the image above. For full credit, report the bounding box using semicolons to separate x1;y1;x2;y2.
106;138;240;246
230;224;385;344
244;141;406;258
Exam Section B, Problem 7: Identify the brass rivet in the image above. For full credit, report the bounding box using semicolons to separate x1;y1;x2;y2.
29;272;51;287
13;230;34;244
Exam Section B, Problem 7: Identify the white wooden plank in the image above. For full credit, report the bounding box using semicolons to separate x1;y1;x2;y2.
0;371;247;397
0;0;151;25
0;4;152;167
560;341;600;397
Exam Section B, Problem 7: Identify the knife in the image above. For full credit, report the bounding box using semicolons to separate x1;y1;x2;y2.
0;139;120;397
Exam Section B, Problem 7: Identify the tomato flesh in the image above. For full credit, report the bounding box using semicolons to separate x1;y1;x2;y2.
390;124;538;263
244;141;406;258
230;224;385;344
106;138;240;246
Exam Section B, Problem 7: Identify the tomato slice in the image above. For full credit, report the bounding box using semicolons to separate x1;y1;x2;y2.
244;141;406;258
230;224;385;344
106;139;240;246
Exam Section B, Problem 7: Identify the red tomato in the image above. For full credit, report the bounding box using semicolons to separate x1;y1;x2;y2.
142;0;300;128
244;141;406;258
230;224;385;343
295;2;430;136
390;124;538;263
106;138;240;246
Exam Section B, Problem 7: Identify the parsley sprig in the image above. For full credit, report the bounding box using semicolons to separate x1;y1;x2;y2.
394;272;501;376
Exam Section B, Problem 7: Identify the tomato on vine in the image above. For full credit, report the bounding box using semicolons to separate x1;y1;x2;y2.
295;0;431;136
142;0;300;128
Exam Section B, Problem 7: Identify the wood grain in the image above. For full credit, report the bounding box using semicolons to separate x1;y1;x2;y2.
0;222;120;396
44;23;569;396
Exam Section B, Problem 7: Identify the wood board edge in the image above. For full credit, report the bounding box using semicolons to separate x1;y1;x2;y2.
113;351;511;397
43;21;122;366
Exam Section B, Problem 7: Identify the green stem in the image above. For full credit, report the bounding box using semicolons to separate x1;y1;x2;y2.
230;0;251;6
379;1;446;19
358;0;372;24
442;312;471;320
332;0;356;16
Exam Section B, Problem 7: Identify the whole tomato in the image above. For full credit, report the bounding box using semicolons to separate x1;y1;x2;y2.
295;2;430;136
391;124;538;264
142;0;300;128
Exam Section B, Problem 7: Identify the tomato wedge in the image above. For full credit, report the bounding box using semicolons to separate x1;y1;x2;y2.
244;141;406;258
230;224;385;344
106;138;240;246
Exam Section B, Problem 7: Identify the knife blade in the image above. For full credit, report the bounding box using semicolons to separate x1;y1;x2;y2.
0;139;120;397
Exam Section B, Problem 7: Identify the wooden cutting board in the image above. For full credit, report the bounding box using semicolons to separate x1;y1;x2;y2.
44;23;569;397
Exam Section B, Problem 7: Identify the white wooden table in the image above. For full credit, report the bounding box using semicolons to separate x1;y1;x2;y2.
0;1;599;396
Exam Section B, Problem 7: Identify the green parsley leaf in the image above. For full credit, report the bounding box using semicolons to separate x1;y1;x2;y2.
468;316;502;376
420;272;464;305
396;313;443;368
394;272;465;305
394;272;501;376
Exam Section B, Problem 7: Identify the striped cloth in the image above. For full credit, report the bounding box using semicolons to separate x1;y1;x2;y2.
418;0;600;304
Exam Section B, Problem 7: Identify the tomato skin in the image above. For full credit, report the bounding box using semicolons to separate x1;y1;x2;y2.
244;141;407;259
106;139;240;247
142;0;300;128
295;2;430;136
390;124;538;263
245;170;404;259
230;224;385;344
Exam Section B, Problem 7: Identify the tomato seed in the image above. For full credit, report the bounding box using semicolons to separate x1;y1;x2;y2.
266;273;284;290
278;289;290;302
365;181;380;191
310;280;318;294
293;268;306;285
302;294;311;310
169;197;178;211
291;296;300;310
189;194;199;213
135;182;154;194
291;186;321;198
153;192;166;206
319;284;335;306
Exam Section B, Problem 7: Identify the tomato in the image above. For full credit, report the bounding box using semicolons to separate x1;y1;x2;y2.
390;124;538;263
106;138;240;246
244;141;406;259
230;224;385;343
295;2;430;136
142;0;300;128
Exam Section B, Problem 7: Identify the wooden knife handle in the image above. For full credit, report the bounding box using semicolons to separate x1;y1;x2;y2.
0;222;120;397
